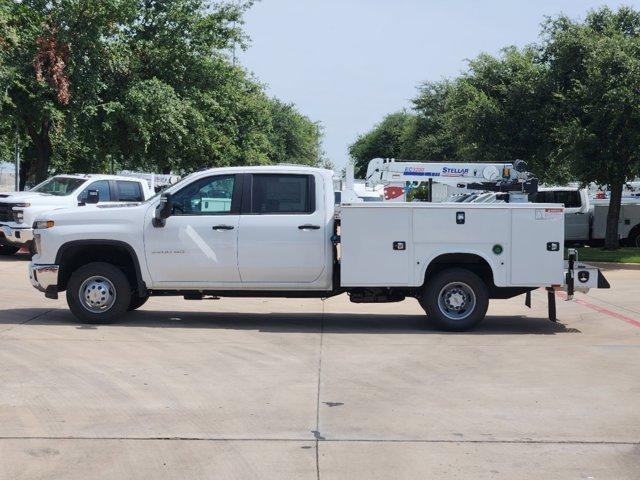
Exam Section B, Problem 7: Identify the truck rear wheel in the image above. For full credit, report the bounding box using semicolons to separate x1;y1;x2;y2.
627;227;640;247
0;245;19;256
420;268;489;331
66;262;132;324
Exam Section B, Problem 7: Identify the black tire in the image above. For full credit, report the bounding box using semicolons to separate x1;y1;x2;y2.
419;268;489;331
128;294;149;311
626;227;640;248
0;245;19;256
66;262;132;324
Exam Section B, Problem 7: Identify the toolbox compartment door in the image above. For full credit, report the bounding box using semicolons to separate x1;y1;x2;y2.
510;207;565;286
340;206;412;286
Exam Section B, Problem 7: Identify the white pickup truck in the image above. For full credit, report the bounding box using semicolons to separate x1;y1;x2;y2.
28;166;609;331
0;174;153;255
530;187;640;246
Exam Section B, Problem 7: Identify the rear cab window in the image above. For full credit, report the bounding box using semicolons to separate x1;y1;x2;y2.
116;181;144;202
529;190;581;208
248;174;315;214
555;190;581;208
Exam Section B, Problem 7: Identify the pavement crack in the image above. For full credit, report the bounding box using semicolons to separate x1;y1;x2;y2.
314;299;325;480
0;436;637;445
0;309;54;335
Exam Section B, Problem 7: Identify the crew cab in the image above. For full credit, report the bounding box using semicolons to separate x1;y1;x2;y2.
28;166;608;331
0;174;153;255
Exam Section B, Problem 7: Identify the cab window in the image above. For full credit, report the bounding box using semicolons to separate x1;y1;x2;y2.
554;190;581;208
172;175;237;215
79;180;111;202
250;174;314;214
116;181;144;202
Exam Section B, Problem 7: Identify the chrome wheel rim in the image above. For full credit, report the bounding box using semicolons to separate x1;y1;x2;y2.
437;282;476;321
79;276;117;313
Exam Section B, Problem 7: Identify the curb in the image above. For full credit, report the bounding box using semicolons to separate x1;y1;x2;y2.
583;261;640;270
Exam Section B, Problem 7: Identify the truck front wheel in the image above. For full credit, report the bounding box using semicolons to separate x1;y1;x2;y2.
420;268;489;331
66;262;132;324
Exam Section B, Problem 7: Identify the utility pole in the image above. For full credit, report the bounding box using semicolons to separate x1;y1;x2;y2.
14;126;20;191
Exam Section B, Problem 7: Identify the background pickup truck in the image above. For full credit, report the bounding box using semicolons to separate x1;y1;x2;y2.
0;174;153;256
529;187;640;246
28;166;607;331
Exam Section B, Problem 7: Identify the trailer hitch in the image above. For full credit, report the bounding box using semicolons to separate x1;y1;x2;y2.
565;248;577;301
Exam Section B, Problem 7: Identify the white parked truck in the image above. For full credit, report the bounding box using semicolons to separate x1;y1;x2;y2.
530;187;640;246
0;174;153;255
28;166;609;331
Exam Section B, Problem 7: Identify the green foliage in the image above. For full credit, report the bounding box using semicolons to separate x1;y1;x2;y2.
406;183;431;202
349;111;416;177
543;7;640;187
572;247;640;264
0;0;322;182
266;98;323;166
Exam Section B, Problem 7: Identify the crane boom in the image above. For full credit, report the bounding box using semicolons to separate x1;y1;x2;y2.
364;158;537;202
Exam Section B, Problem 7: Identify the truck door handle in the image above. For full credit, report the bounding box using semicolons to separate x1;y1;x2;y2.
298;224;320;230
212;225;234;231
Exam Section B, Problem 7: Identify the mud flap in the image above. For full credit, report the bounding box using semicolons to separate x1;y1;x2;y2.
547;287;557;322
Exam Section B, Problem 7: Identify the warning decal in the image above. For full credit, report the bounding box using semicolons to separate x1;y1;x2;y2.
535;208;564;220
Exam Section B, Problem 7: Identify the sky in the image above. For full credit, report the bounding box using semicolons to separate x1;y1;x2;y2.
240;0;639;170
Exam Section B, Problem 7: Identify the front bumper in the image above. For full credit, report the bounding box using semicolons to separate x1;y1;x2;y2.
0;224;34;246
29;262;60;299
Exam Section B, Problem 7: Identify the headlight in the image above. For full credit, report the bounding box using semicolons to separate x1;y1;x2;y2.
14;203;31;208
13;210;24;223
33;220;55;229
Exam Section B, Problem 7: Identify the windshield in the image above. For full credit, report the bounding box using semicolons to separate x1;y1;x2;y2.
31;177;86;196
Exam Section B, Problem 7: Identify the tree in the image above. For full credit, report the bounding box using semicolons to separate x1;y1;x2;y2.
349;110;416;177
266;98;323;166
1;0;139;182
0;1;17;161
0;0;323;182
543;7;640;249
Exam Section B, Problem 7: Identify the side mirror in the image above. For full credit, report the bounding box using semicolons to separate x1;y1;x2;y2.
84;189;100;205
153;193;173;227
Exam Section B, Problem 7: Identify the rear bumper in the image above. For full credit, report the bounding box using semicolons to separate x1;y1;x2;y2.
563;261;610;294
29;262;60;299
0;224;34;246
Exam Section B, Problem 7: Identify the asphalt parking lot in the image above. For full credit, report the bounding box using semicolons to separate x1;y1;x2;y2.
1;254;639;479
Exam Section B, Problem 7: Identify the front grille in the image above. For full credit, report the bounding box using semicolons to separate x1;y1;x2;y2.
0;203;16;222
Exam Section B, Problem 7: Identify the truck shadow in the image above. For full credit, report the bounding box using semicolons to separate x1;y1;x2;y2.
0;308;580;335
0;252;31;262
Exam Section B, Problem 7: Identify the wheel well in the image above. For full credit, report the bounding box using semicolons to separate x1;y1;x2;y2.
628;224;640;240
424;253;494;286
57;243;143;293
